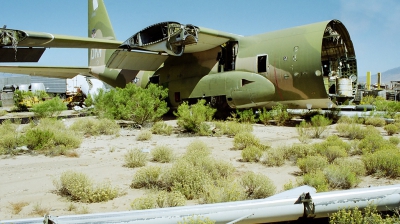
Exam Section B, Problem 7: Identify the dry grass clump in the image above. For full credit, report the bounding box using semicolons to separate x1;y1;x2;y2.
335;123;367;139
337;115;364;124
233;132;264;150
0;109;7;116
285;144;318;162
323;164;360;189
124;148;148;168
130;190;187;210
389;136;400;145
151;145;174;163
30;202;50;216
364;116;386;127
8;201;29;214
213;121;253;137
151;121;173;135
297;156;328;174
54;170;119;203
136;129;152;141
329;205;399;223
240;172;276;199
357;131;396;154
24;118;82;156
69;117;120;136
130;194;156;210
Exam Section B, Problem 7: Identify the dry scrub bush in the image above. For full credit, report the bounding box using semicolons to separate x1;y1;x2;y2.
301;170;329;192
384;124;399;136
337;115;364;124
241;145;264;162
131;166;162;189
285;144;318;162
262;147;286;167
362;149;400;178
323;164;360;189
233;132;262;150
151;145;174;163
201;179;246;204
213;121;253;137
8;201;29;214
335;123;367;139
0;109;7;116
240;172;276;199
31;202;50;216
136;129;152;141
364;117;386;127
151;121;173;135
156;190;186;208
358;131;396;154
54;170;119;203
297;156;328;174
124;148;148;168
0;120;22;155
329;205;398;224
131;195;156;210
318;146;348;163
389;136;400;145
69;117;120;136
296;121;313;143
24;118;82;155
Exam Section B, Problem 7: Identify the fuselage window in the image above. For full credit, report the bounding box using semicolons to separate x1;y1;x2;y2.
257;55;268;73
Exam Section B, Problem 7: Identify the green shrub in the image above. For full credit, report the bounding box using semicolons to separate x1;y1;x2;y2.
156;190;186;208
362;149;400;178
130;195;156;210
136;130;152;141
151;121;173;135
69;117;120;136
131;166;162;189
323;164;360;189
358;131;395;154
297;156;328;174
270;103;291;126
240;172;276;199
235;109;258;123
124;148;148;168
309;115;332;138
31;97;67;119
286;144;318;161
329;205;398;224
333;157;366;176
0;109;7;116
384;123;399;136
93;83;169;125
262;147;286;167
318;146;348;163
23;118;82;154
174;99;216;134
184;139;211;159
0;120;23;154
201;179;245;204
233;132;261;150
151;145;174;163
337;115;364;124
258;107;272;125
364;117;386;127
54;170;119;203
241;145;264;162
301;170;329;192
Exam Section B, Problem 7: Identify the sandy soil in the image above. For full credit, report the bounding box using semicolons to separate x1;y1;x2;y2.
1;116;400;221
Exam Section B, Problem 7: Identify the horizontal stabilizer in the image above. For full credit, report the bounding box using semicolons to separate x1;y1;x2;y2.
0;66;90;79
106;50;168;71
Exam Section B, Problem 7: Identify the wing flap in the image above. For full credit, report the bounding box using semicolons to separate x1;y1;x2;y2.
0;47;45;62
0;66;90;79
106;50;168;71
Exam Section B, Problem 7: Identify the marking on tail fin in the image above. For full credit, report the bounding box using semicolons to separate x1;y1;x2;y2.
93;0;98;11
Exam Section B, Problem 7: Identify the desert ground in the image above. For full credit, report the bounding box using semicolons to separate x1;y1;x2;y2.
1;113;400;221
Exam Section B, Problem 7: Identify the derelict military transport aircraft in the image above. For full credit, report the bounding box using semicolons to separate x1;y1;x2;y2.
0;0;357;111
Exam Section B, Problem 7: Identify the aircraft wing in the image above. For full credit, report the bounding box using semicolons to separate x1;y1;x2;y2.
0;66;90;79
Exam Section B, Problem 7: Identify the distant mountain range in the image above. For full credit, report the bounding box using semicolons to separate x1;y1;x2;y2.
359;66;400;85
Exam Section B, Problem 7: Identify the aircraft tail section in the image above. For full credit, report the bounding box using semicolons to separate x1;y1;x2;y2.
88;0;116;67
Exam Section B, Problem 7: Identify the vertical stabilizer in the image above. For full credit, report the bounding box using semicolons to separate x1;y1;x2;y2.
88;0;116;66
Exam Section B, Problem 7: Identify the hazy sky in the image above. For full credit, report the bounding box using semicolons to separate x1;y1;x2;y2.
1;0;399;78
